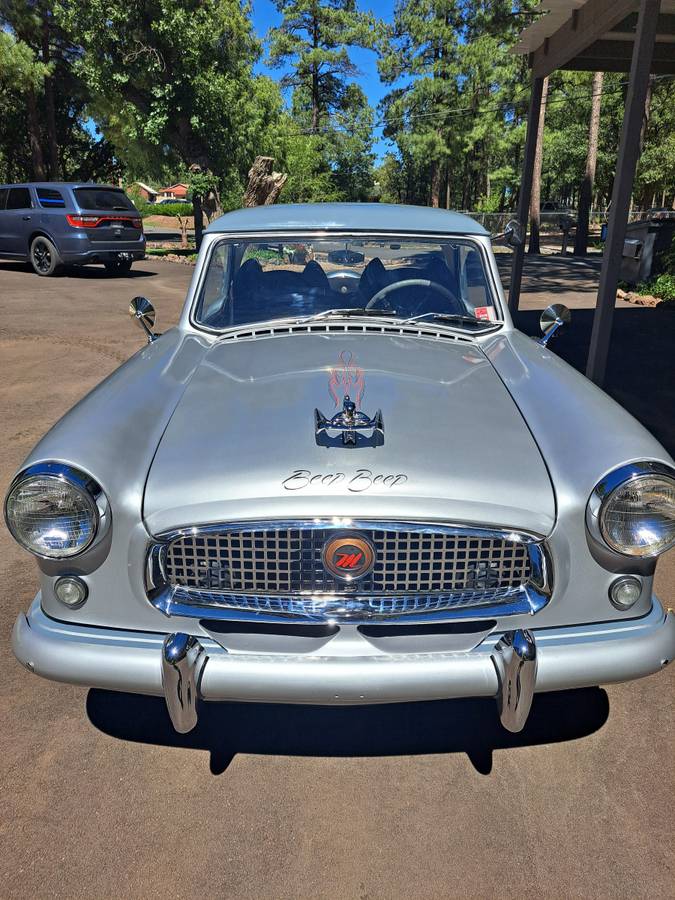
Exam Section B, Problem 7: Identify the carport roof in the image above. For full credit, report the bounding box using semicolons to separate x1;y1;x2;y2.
512;0;675;76
206;203;489;235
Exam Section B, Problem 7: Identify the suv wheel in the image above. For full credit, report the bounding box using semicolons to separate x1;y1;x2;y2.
104;260;133;275
30;236;62;276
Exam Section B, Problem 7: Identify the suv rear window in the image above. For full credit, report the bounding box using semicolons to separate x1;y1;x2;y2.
6;187;32;209
37;187;65;208
0;188;7;210
73;188;135;212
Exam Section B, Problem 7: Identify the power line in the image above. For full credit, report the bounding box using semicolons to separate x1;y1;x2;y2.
374;72;675;130
278;72;675;138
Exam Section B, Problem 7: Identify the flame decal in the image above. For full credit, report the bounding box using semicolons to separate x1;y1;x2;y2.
328;350;365;408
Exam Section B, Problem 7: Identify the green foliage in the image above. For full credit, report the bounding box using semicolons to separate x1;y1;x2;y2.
378;0;533;208
54;0;283;195
636;274;675;301
2;0;674;215
0;5;118;182
267;0;377;201
268;0;378;129
145;202;193;218
243;246;285;263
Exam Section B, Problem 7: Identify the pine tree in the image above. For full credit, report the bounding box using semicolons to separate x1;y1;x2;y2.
268;0;377;135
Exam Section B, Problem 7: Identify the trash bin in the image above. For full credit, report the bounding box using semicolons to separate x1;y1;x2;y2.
620;219;675;285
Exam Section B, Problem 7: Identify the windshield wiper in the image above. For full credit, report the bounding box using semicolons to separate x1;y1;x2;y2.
310;307;399;319
403;311;494;327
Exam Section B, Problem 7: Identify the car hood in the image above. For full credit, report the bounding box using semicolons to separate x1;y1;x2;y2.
143;332;555;535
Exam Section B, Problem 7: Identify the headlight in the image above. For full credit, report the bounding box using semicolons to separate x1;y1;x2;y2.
588;462;675;557
4;463;106;559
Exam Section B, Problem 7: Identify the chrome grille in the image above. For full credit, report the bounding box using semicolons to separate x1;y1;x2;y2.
163;526;532;596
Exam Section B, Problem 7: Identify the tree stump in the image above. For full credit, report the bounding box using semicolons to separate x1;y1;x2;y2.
243;156;288;207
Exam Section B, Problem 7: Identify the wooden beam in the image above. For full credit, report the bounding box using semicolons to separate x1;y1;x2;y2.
532;0;637;78
508;76;544;314
586;0;661;386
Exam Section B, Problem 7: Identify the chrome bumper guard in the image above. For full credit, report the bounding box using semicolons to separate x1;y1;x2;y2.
159;627;538;734
13;598;675;737
161;633;208;733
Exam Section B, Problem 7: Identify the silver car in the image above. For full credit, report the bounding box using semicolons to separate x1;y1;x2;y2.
6;203;675;735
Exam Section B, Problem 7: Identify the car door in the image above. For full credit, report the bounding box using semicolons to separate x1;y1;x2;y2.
0;187;11;258
2;187;35;257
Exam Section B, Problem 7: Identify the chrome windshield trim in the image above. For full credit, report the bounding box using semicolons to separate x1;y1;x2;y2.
146;519;552;625
188;231;504;336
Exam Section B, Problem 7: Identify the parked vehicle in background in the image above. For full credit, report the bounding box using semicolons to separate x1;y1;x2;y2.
0;183;146;276
646;207;675;221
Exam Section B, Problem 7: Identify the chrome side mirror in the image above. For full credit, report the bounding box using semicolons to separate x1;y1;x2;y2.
538;303;571;346
129;296;157;343
503;219;525;248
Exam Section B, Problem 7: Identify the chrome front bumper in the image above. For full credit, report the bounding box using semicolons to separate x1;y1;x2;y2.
12;596;675;734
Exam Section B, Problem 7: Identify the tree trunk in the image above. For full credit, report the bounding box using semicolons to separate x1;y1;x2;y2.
243;156;288;207
42;12;60;179
528;76;549;254
430;161;442;208
574;71;603;256
311;12;319;134
193;194;204;251
445;160;451;209
26;88;46;180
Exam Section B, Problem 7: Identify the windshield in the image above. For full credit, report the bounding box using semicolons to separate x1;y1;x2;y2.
193;235;500;331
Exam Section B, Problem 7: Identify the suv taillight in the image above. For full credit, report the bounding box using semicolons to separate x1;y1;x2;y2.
66;214;100;228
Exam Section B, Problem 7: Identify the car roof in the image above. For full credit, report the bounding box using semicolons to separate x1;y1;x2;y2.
0;183;124;190
206;203;489;236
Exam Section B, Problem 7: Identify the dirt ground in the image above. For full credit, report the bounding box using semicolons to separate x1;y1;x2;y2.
0;255;673;900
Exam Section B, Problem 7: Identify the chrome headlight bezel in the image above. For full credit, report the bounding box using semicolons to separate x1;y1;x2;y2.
4;462;110;560
587;461;675;558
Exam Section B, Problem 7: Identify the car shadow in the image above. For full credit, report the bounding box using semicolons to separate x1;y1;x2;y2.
61;265;157;279
86;687;609;776
0;261;156;279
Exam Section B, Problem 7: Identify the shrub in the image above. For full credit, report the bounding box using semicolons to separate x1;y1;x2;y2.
145;201;193;218
636;273;675;301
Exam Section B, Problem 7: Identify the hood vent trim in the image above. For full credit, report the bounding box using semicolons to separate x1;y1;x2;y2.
215;322;475;344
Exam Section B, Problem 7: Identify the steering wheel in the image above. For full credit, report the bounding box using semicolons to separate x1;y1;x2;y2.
366;278;460;314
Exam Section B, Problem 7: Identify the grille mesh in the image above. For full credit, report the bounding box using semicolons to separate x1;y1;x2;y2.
163;526;531;596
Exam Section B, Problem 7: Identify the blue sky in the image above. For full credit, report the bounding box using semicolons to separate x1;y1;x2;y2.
251;0;395;160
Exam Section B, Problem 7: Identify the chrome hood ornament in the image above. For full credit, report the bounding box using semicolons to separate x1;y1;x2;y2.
315;394;384;447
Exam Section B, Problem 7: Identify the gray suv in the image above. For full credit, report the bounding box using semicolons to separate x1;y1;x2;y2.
0;182;146;276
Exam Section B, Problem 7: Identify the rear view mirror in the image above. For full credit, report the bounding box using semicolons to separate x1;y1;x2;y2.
503;220;525;248
129;296;157;344
538;303;571;347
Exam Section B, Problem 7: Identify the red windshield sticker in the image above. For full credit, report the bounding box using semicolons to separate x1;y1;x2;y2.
474;306;496;322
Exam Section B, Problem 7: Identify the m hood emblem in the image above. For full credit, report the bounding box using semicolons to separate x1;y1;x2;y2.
323;534;375;581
